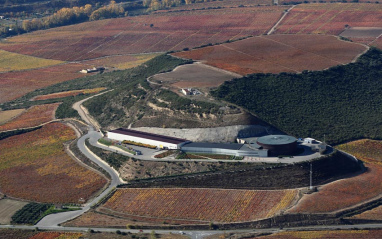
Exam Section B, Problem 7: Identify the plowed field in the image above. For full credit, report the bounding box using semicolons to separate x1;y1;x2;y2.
101;188;297;223
0;6;287;61
173;34;367;74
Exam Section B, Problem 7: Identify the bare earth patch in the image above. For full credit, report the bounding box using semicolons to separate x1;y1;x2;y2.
0;199;28;224
151;63;241;89
0;109;25;125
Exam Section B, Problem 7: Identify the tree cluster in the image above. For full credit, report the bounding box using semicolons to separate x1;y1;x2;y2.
211;48;382;145
0;1;126;37
143;0;216;11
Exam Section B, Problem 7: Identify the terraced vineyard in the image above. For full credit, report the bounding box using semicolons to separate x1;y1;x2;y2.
101;188;298;223
0;123;107;203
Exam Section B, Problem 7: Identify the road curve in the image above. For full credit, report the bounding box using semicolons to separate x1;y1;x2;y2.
37;93;123;227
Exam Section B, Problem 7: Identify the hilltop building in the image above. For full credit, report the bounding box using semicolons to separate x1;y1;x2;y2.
107;128;189;149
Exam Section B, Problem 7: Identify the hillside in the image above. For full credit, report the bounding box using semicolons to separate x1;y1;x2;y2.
82;55;260;129
211;48;382;145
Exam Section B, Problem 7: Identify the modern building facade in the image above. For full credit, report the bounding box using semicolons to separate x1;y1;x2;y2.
107;128;189;149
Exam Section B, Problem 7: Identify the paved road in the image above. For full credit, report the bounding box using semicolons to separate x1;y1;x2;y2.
37;93;123;227
6;223;382;238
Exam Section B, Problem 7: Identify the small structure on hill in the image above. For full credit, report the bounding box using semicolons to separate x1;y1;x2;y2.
80;67;105;74
181;88;201;96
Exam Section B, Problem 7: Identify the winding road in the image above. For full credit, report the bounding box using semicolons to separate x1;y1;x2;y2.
37;91;123;227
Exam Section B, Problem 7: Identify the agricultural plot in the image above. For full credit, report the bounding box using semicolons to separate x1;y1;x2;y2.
350;205;382;221
340;27;382;45
101;188;297;223
274;3;382;35
0;109;25;125
0;103;59;132
173;35;367;74
0;50;63;72
0;6;287;61
258;229;382;239
33;87;107;101
372;37;382;50
83;54;160;70
0;63;89;103
288;140;382;213
0;199;28;224
0;122;107;203
151;63;241;89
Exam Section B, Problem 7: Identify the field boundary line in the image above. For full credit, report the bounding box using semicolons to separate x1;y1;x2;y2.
267;5;296;35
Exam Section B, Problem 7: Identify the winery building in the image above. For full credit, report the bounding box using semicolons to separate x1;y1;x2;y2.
107;128;189;149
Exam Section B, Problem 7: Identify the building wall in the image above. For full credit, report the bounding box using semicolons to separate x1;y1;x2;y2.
257;141;297;156
181;146;268;157
107;132;184;149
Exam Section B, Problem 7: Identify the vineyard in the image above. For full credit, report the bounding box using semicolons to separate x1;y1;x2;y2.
33;87;107;101
0;63;89;103
274;3;382;35
0;49;62;72
0;103;60;132
350;205;382;221
101;188;298;223
0;122;107;203
172;34;367;75
258;229;382;239
0;6;287;61
83;54;160;70
288;140;382;213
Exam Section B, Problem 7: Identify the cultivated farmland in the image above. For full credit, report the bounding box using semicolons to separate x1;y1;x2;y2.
32;88;107;101
274;3;382;35
0;123;107;203
0;50;63;72
0;63;90;103
0;109;25;125
257;229;382;239
350;205;382;221
288;139;382;213
151;63;241;89
0;6;287;61
0;199;28;224
100;188;297;223
82;54;160;70
173;35;367;74
0;103;59;132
